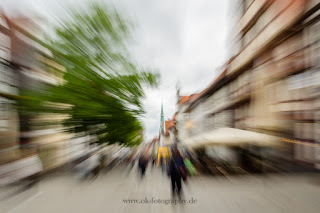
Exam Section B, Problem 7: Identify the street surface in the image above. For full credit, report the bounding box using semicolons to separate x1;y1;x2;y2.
1;165;320;213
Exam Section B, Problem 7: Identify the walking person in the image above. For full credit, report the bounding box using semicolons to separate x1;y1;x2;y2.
168;147;187;199
138;153;148;178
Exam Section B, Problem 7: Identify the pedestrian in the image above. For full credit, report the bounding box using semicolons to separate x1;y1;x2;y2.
138;153;148;178
168;147;187;199
90;153;101;180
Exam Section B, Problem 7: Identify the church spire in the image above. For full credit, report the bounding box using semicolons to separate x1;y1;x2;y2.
160;102;164;135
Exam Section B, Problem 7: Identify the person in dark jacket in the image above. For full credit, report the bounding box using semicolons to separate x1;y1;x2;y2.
168;147;186;198
138;153;148;178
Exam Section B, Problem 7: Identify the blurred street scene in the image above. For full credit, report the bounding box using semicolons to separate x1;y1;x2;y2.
1;0;320;212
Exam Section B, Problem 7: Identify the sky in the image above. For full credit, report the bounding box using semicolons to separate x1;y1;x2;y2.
1;0;229;142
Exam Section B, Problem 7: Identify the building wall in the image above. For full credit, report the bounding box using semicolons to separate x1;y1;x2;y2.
177;0;320;169
176;104;190;141
0;16;78;180
0;16;20;164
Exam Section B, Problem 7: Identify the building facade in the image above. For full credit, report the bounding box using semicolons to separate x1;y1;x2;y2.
176;0;320;172
0;14;87;184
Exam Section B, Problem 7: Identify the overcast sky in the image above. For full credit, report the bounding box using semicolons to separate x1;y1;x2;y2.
1;0;229;142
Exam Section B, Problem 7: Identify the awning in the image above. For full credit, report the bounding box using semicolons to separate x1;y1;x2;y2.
183;128;282;149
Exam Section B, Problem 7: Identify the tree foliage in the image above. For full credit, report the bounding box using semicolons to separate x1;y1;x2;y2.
24;2;159;146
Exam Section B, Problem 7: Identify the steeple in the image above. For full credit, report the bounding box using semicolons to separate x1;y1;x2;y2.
160;102;164;135
161;102;163;114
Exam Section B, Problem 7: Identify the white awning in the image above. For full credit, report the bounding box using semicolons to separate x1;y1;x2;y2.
183;128;282;149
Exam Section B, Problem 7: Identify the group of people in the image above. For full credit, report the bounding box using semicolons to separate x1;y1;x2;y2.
74;145;197;199
137;146;197;199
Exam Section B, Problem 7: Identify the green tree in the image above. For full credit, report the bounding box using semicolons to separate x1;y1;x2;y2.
24;2;159;146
